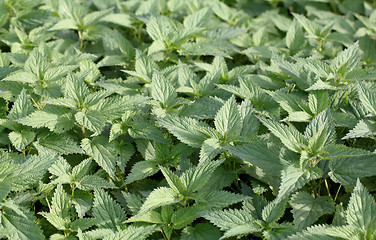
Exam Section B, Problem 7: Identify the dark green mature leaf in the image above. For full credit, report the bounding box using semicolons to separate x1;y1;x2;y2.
290;192;335;230
92;189;127;230
81;137;117;179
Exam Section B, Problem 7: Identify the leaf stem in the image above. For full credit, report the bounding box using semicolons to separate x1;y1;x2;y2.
334;185;342;202
324;179;331;197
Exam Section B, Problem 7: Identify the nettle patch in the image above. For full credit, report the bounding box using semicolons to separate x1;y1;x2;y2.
1;0;376;239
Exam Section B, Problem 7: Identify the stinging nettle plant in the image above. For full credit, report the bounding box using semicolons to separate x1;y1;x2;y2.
0;0;376;239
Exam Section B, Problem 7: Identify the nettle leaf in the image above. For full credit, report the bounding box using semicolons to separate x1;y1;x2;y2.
259;117;308;153
328;152;376;186
290;191;335;230
347;179;376;234
181;222;222;240
278;164;322;201
92;189;127;230
137;187;181;216
214;95;242;137
37;132;83;155
8;89;34;121
151;71;177;108
18;106;74;133
262;198;288;224
227;141;288;177
357;81;376;116
81;136;117;179
158;116;209;147
1;208;44;240
201;208;261;239
8;130;35;152
181;159;224;193
104;225;157;240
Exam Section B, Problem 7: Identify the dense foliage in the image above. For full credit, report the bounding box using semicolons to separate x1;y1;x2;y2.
1;0;376;239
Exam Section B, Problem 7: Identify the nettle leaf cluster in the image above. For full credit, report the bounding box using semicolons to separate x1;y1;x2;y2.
1;0;376;239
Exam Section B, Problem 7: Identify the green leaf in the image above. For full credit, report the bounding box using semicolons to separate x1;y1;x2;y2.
8;89;34;121
227;141;287;176
181;159;224;193
92;189;127;230
286;20;305;53
199;138;222;162
343;120;376;139
357;81;376;115
329;153;376;186
104;225;157;240
262;198;288;224
160;166;186;194
347;179;376;233
75;110;105;134
125;160;159;184
151;71;177;108
308;91;330;116
181;223;222;240
259;117;308;153
158;116;209;147
9;154;58;191
128;121;167;144
193;190;249;208
290;191;335;230
183;7;212;29
8;131;35;152
81;137;117;179
171;205;204;229
71;158;92;180
2;208;44;240
292;13;321;37
138;187;181;216
278;164;322;201
77;175;116;190
37;132;83;155
51;184;71;219
18;106;74;133
214;95;242;137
